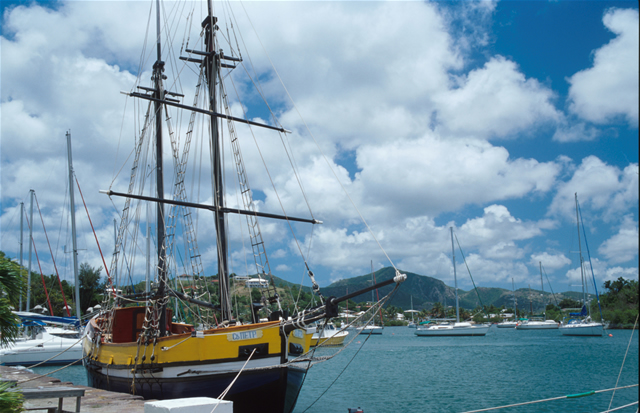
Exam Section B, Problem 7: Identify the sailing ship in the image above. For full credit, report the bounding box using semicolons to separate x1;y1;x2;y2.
559;194;604;337
82;2;406;412
415;228;490;337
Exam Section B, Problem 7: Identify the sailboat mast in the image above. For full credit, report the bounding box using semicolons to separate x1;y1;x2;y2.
539;261;543;294
512;278;516;321
26;189;34;311
575;193;586;307
19;202;24;311
153;0;168;335
539;261;544;319
203;2;232;321
66;131;81;321
450;227;459;323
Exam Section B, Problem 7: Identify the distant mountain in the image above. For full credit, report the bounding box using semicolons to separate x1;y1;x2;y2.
319;267;455;310
311;267;586;313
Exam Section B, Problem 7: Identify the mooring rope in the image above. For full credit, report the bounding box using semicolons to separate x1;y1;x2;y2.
460;384;639;413
23;335;85;369
18;356;88;384
608;314;638;411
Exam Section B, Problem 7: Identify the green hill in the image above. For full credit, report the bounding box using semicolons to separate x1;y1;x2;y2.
309;266;584;314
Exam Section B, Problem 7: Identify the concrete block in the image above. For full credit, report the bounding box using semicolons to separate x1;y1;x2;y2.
145;397;233;413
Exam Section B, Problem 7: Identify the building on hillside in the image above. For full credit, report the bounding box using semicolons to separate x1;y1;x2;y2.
245;278;269;289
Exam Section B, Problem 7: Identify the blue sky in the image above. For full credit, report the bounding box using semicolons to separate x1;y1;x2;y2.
1;1;637;301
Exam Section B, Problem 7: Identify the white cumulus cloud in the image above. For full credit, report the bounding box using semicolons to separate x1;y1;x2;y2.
567;8;639;125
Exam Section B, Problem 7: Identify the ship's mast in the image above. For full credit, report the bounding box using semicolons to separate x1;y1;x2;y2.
203;2;232;321
153;0;168;335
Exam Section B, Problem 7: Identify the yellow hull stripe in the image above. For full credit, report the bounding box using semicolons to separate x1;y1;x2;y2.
86;321;284;367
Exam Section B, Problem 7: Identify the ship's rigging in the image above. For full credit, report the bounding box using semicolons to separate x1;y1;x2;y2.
84;2;406;411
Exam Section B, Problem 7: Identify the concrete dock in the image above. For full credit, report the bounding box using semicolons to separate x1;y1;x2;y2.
0;365;151;412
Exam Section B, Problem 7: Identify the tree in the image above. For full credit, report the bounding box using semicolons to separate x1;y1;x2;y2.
29;274;74;316
596;277;638;326
250;288;262;303
430;302;444;318
0;252;22;348
459;308;471;321
545;304;561;321
558;298;581;309
78;263;103;315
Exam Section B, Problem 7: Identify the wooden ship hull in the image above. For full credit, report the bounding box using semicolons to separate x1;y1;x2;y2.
83;307;310;412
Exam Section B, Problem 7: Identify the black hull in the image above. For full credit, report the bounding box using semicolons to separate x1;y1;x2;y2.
85;364;307;413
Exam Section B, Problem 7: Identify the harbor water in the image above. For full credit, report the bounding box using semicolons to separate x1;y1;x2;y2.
31;326;638;412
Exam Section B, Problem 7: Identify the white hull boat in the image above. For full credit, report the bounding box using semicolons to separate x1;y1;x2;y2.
496;321;518;328
416;228;489;338
0;328;82;366
558;195;605;338
415;322;490;336
516;320;559;330
358;325;383;335
560;319;603;336
310;323;349;346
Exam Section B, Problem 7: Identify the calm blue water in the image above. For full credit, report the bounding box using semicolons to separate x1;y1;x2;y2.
32;326;638;413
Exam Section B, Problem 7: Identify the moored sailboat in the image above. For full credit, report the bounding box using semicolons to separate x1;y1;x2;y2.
559;194;604;337
310;322;349;347
515;264;560;330
82;2;406;412
496;278;518;328
415;228;489;337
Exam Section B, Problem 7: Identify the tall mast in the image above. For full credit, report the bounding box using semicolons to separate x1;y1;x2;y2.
539;261;544;318
112;219;117;288
153;0;168;335
19;202;24;311
575;193;586;308
146;205;151;297
512;278;516;321
66;131;81;321
539;261;543;294
451;227;459;323
203;2;232;321
26;189;34;311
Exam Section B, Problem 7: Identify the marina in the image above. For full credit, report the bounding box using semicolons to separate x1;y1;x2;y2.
0;1;637;412
5;326;636;413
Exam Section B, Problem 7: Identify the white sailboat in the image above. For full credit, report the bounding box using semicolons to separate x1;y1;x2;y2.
516;319;559;330
560;194;604;337
415;228;490;337
496;278;518;328
359;264;385;335
0;313;82;366
1;133;84;367
515;267;559;330
406;296;418;328
358;323;384;335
